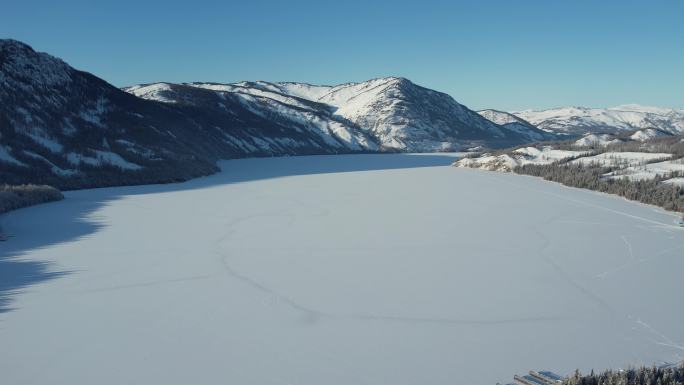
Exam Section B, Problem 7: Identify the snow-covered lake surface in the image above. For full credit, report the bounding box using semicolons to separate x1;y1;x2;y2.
1;154;683;385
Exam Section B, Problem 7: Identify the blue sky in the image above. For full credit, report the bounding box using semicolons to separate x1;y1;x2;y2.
2;0;683;110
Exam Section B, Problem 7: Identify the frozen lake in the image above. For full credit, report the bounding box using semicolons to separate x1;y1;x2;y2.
1;154;683;385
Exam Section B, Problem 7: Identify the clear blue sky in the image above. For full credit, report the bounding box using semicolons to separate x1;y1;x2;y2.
2;0;683;111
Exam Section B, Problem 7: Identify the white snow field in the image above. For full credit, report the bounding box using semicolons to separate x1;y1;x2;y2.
1;154;684;385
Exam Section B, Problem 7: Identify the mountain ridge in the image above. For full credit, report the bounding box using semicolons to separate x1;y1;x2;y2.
477;109;552;142
511;104;684;135
126;76;544;152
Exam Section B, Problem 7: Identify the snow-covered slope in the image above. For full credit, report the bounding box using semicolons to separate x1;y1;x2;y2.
126;82;377;152
569;152;672;167
607;158;684;181
574;133;622;147
572;130;673;147
513;105;684;135
454;146;587;172
128;77;547;152
477;109;554;142
630;128;672;142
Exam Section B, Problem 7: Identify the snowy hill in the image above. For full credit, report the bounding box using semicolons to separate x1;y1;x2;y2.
512;105;684;135
477;109;554;142
128;77;542;152
629;128;673;141
574;133;622;147
571;129;673;147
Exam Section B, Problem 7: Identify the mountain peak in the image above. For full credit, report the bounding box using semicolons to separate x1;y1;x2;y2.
0;39;72;88
0;38;35;53
378;76;410;84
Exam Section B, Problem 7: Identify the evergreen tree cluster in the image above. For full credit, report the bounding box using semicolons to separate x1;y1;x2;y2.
520;132;684;154
515;162;684;213
564;364;684;385
600;136;684;157
0;184;64;215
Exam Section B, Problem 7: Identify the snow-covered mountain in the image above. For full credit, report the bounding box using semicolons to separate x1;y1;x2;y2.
127;77;540;152
477;109;553;142
0;40;379;188
513;105;684;135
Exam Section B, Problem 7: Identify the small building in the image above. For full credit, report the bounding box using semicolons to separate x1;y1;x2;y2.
530;371;564;384
514;374;549;385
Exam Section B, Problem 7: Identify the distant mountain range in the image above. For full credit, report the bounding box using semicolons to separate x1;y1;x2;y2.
511;105;684;135
1;38;682;190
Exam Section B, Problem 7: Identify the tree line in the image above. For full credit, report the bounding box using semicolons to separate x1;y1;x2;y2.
0;184;63;239
563;364;684;385
515;163;684;215
0;184;63;215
